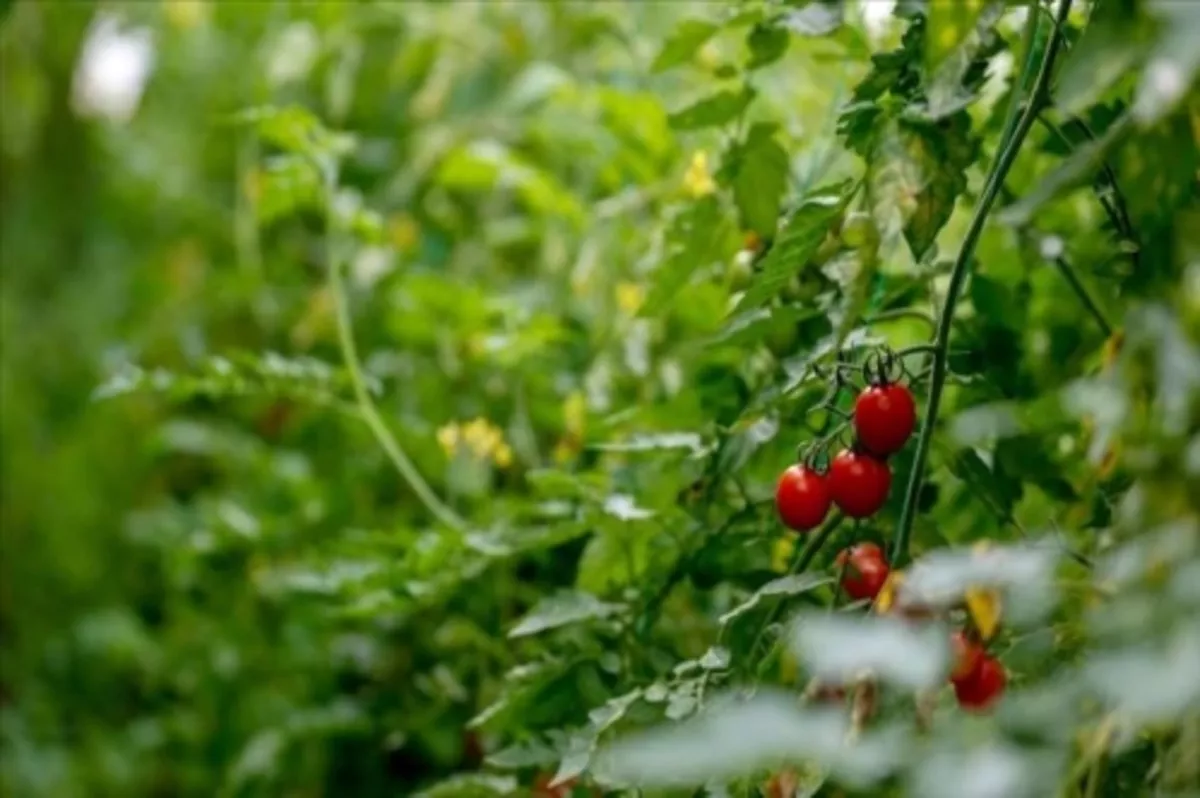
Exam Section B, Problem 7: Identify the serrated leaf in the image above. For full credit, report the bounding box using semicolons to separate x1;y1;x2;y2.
508;591;624;638
668;87;756;131
747;23;789;70
734;182;853;313
719;573;834;626
653;19;719;73
731;123;789;237
869;118;976;261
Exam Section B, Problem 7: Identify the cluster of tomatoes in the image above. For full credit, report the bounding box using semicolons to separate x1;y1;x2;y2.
775;377;917;533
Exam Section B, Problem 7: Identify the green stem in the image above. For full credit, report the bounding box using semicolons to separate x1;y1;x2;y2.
323;171;467;532
1051;255;1114;337
891;0;1074;567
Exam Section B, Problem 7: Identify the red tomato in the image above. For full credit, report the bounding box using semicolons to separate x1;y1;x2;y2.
533;774;577;798
836;542;890;601
949;630;985;683
775;464;831;531
853;383;917;457
828;449;891;518
953;655;1007;712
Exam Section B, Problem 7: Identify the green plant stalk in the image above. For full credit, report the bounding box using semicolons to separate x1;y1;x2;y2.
891;0;1074;567
323;172;467;532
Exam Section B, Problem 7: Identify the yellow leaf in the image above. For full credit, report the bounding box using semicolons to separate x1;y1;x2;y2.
771;535;796;574
873;570;903;614
965;586;1002;640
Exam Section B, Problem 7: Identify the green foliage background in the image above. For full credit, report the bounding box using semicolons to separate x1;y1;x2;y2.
1;1;1198;796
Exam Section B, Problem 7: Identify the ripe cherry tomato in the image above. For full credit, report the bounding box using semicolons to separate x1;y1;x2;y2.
949;630;985;683
828;449;891;518
853;383;917;457
775;464;831;531
953;655;1006;712
836;542;890;601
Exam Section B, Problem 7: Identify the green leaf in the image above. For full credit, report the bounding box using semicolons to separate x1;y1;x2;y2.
718;572;833;626
869;117;976;260
668;87;756;131
508;590;624;638
1134;0;1200;123
730;123;789;237
652;19;719;73
924;0;990;74
733;181;853;313
1055;0;1153;117
746;23;789;70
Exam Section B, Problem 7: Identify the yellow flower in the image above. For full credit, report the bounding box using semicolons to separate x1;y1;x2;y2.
442;417;513;467
683;151;716;198
615;281;644;315
436;423;460;456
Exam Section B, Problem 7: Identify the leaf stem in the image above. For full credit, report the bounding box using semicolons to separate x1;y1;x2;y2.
323;171;467;532
891;0;1074;567
1051;255;1114;336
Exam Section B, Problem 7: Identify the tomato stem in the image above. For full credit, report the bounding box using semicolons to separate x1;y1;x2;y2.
891;0;1074;567
323;168;467;532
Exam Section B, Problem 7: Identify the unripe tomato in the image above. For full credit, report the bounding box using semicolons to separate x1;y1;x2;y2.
775;464;831;531
828;449;891;518
836;542;890;601
953;655;1006;712
949;630;985;683
853;383;917;457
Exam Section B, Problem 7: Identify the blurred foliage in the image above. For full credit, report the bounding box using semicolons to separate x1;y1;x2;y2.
1;1;1198;797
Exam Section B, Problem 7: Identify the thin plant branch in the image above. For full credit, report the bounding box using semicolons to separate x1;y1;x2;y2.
892;0;1075;567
